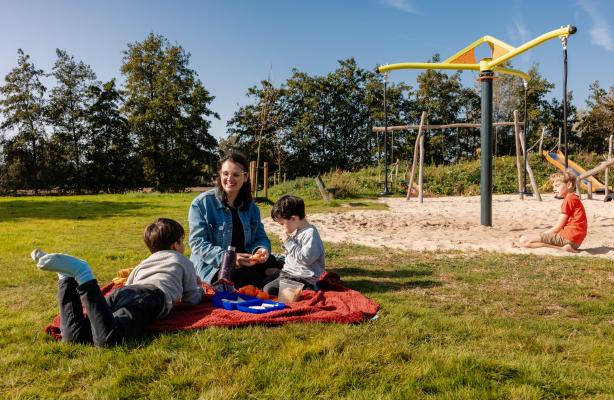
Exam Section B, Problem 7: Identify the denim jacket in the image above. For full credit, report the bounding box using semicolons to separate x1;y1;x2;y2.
188;188;271;283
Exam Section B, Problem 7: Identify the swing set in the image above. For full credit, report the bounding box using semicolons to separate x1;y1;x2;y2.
375;25;577;226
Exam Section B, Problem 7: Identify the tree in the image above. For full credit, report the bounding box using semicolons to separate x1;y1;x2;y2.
226;79;283;189
0;49;47;193
415;55;466;163
85;79;142;193
47;49;97;192
121;33;219;191
576;81;614;153
226;59;415;178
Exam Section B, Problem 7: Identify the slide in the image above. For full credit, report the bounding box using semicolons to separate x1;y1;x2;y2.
542;150;606;193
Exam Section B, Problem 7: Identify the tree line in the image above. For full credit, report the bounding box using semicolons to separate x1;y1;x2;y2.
1;34;613;194
0;34;217;194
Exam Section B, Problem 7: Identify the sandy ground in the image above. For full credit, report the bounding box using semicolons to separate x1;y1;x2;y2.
263;194;614;258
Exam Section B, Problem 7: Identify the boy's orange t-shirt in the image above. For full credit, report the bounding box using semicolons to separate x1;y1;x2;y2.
559;193;587;244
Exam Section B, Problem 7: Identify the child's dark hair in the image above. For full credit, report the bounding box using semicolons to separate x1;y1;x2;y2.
271;195;306;220
144;218;185;253
215;152;253;211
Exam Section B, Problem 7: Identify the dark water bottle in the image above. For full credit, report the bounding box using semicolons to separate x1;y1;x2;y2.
219;246;236;281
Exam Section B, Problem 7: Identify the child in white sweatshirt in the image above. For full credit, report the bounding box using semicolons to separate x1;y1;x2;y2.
33;218;203;347
263;195;326;296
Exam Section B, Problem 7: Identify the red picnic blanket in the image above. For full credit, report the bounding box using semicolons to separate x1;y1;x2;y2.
45;272;380;340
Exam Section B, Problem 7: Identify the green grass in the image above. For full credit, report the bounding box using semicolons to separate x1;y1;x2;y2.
1;194;614;399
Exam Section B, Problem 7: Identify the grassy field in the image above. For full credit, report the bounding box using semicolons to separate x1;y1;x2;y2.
1;193;613;399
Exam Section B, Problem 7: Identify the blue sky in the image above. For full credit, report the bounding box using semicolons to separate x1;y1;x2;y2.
1;0;613;139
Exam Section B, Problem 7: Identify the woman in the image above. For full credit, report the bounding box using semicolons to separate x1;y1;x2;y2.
188;152;279;288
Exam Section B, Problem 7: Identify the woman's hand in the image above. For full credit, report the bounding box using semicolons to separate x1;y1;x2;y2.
236;253;256;267
251;248;269;264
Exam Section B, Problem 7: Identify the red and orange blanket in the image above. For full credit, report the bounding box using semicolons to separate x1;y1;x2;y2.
45;272;380;340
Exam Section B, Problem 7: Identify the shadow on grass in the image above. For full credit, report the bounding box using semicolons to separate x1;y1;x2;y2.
330;266;433;279
345;278;441;293
0;199;153;221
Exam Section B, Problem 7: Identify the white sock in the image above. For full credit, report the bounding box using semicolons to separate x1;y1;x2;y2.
36;252;95;285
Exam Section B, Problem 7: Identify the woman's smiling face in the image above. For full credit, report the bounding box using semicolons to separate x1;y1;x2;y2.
220;160;248;197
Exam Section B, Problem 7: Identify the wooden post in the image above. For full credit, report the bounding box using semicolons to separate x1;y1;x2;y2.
418;127;425;204
587;181;593;200
578;158;614;179
406;111;427;200
606;135;613;201
283;173;286;183
513;110;524;200
263;162;269;198
253;161;259;198
518;131;542;201
538;126;545;155
391;131;394;166
315;175;329;201
576;182;581;198
249;161;256;195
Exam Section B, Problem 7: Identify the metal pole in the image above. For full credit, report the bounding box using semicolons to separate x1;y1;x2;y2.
562;34;569;170
379;73;392;195
523;80;529;194
480;70;494;226
383;73;389;192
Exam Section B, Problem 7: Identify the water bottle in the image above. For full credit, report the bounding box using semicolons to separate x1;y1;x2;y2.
219;246;236;281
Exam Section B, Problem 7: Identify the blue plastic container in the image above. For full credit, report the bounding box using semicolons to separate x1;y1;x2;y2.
212;291;258;310
236;299;285;314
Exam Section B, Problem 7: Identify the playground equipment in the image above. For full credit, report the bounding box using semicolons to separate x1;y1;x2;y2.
375;26;577;226
374;109;542;203
542;151;606;194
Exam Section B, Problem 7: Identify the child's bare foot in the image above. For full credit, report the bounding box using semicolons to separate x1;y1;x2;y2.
562;244;579;253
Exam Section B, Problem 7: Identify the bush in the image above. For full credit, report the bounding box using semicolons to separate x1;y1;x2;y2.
265;153;601;199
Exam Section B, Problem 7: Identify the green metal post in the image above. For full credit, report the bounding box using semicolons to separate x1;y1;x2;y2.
480;71;494;226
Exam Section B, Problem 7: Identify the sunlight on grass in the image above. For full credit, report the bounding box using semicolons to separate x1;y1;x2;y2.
1;194;613;399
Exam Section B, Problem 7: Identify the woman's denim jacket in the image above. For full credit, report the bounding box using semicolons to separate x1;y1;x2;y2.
188;188;271;283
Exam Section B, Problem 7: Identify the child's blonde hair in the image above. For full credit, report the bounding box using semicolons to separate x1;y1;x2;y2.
550;171;577;186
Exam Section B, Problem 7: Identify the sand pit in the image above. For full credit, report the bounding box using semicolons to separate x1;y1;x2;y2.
263;194;614;258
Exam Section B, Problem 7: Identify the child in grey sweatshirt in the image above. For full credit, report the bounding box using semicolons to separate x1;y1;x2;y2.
33;218;203;347
263;195;325;296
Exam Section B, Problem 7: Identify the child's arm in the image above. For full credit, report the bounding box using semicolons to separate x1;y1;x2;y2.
283;231;324;266
188;202;225;268
181;263;205;304
545;213;569;234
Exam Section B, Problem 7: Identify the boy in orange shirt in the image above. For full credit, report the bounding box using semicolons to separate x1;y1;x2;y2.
520;172;587;253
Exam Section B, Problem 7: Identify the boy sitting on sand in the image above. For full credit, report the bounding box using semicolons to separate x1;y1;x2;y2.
520;172;587;253
263;195;326;295
32;218;203;347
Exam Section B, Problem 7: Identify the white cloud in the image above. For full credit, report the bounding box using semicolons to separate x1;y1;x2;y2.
578;0;614;52
382;0;418;14
510;20;531;44
508;19;532;64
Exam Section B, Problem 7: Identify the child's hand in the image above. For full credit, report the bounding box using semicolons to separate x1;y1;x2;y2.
279;231;290;243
